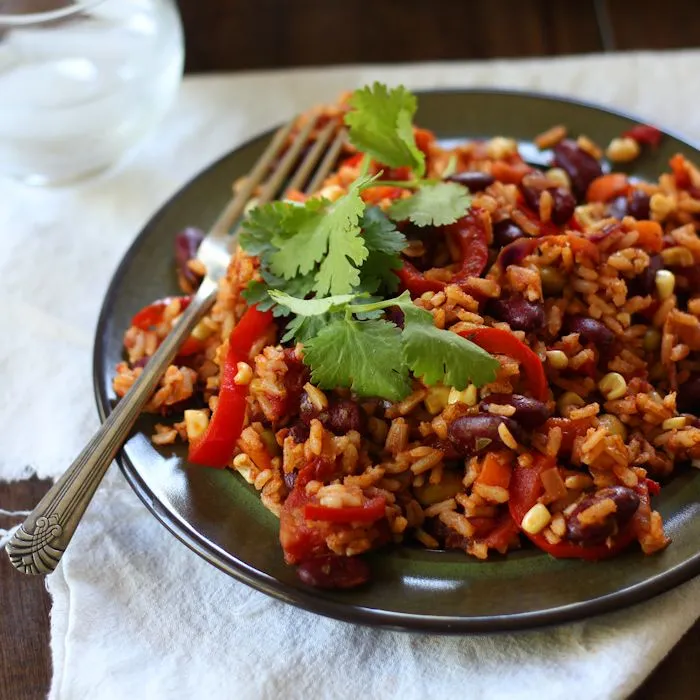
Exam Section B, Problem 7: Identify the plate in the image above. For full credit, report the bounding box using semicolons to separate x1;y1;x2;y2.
94;89;700;633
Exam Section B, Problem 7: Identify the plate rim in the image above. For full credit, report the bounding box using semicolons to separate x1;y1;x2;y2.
93;87;700;633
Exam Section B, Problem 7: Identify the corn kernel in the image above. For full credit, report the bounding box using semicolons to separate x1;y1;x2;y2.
184;409;209;442
662;416;687;430
190;320;213;342
598;372;627;401
643;328;661;352
546;350;569;370
655;269;675;300
650;192;675;220
486;137;517;159
448;385;478;406
424;385;451;415
540;265;566;295
233;361;253;386
545;167;571;190
564;474;594;490
605;137;641;163
521;503;552;535
557;391;585;415
598;414;627;439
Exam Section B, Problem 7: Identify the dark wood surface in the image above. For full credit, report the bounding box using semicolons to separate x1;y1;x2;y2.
5;1;700;698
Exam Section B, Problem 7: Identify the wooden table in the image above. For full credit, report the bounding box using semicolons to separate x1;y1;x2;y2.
1;477;698;699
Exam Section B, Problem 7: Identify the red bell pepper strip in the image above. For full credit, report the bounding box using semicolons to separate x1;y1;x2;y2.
461;327;548;402
188;305;274;467
131;296;204;357
396;211;488;297
304;495;386;524
508;454;635;560
670;153;692;189
623;124;662;148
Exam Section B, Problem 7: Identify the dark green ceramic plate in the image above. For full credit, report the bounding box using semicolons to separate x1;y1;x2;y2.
94;89;700;633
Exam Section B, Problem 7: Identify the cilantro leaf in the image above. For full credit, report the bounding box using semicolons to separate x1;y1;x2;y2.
303;318;411;401
361;206;406;255
282;313;329;344
344;83;425;177
387;182;472;227
355;207;406;294
241;280;276;311
269;289;358;316
239;201;291;256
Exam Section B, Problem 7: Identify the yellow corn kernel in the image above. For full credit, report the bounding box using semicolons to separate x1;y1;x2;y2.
190;320;213;342
557;391;585;415
546;350;569;370
662;416;687;430
597;414;627;439
448;384;478;406
545;167;571;190
184;409;209;442
233;361;253;386
540;266;566;295
424;385;451;415
655;269;676;300
598;372;627;401
643;328;661;352
661;246;695;267
605;137;641;163
521;503;552;535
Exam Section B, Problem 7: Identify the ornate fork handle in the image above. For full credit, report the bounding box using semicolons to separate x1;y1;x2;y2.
6;277;218;575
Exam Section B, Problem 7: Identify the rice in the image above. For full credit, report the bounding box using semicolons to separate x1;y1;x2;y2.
114;105;700;583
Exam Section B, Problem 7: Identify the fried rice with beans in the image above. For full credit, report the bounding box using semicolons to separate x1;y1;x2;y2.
114;92;700;589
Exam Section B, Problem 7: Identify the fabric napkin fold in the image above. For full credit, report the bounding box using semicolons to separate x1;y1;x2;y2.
4;50;700;699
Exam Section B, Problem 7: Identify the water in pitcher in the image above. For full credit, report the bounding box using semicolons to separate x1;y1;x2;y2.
0;1;184;185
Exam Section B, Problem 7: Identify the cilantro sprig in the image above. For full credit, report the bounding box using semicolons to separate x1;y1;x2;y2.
237;82;498;402
270;290;499;401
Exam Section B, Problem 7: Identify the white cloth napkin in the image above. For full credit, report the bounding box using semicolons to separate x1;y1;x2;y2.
3;50;700;699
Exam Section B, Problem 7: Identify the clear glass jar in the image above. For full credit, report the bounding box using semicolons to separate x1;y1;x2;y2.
0;0;184;185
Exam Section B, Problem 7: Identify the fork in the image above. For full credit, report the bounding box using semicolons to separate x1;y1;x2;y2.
7;115;347;575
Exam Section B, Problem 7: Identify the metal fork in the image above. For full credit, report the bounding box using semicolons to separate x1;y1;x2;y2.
7;115;347;575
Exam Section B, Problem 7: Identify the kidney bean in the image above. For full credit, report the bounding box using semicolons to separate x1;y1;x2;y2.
566;316;615;347
480;393;551;429
447;171;495;192
448;414;522;456
627;254;662;298
493;219;526;248
550;188;576;225
566;486;640;545
299;395;364;434
677;375;700;414
487;296;545;332
174;228;204;288
627;190;651;220
553;139;603;200
288;422;310;444
297;555;370;589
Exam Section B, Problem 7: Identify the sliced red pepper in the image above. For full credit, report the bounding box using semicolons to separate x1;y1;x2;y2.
460;327;548;402
623;124;662;148
131;296;205;357
670;153;692;189
304;495;386;524
188;305;274;467
396;211;488;297
508;454;635;560
470;511;520;552
645;478;661;497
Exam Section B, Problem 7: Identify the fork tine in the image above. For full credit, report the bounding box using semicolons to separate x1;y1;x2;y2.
257;114;320;205
209;120;295;237
305;127;347;195
284;119;337;197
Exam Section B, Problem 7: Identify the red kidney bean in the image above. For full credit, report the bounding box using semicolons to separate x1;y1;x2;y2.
493;219;526;248
447;171;495;192
448;414;522;456
297;555;370;589
549;188;576;225
487;296;545;332
627;254;662;298
677;376;700;414
566;316;615;347
480;393;550;429
288;422;310;444
174;228;204;288
627;190;651;220
299;395;364;434
553;139;603;199
566;486;640;545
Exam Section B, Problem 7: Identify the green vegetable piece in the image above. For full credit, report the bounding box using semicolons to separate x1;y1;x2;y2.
344;83;425;177
388;182;472;227
303;318;411;401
